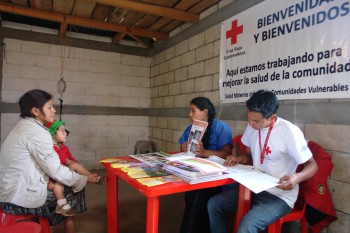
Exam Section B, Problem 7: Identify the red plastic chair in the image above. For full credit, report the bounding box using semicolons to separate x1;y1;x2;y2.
0;222;42;233
232;135;308;233
0;208;50;233
268;140;335;233
232;135;246;155
267;197;307;233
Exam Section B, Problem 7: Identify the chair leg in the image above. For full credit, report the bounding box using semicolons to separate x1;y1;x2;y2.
268;221;282;233
300;216;308;233
227;212;235;233
38;217;51;233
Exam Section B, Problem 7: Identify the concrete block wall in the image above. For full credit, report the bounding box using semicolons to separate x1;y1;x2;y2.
1;38;151;169
150;23;231;152
149;24;350;233
2;38;151;107
151;24;222;109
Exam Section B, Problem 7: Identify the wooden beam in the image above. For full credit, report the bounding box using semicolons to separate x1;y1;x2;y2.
0;2;168;40
29;0;36;8
0;2;62;22
113;33;152;49
60;17;67;36
33;0;43;9
128;34;152;48
66;15;168;40
112;32;127;43
93;0;199;23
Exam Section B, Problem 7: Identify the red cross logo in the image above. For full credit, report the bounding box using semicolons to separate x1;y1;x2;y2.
265;146;272;156
226;20;243;45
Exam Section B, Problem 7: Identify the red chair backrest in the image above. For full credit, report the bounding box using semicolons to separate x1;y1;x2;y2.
232;135;246;155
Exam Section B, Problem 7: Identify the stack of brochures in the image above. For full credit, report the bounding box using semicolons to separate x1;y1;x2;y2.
163;156;230;184
128;152;229;184
127;152;279;190
129;152;169;165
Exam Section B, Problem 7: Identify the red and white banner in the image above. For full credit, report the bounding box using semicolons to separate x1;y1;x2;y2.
220;0;350;103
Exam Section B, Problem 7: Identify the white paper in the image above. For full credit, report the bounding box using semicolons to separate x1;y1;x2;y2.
207;155;226;165
226;165;279;193
165;152;195;161
226;164;255;173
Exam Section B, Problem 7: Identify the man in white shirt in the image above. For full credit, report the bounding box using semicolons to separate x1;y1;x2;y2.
208;90;318;233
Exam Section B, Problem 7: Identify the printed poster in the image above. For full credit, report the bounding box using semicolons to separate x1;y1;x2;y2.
220;0;350;103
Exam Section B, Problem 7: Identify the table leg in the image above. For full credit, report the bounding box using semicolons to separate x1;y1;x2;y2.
146;196;160;233
106;169;118;233
233;184;252;232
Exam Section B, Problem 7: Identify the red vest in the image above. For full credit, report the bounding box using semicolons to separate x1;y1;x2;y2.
298;141;337;232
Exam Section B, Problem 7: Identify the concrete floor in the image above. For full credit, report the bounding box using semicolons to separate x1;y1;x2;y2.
52;169;184;233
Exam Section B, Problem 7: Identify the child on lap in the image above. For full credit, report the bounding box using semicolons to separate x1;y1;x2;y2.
45;120;105;216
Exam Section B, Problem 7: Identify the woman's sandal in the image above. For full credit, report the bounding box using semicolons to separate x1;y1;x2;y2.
95;176;106;185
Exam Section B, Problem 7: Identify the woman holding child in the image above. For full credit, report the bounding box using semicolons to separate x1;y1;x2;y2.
178;97;233;233
0;89;96;233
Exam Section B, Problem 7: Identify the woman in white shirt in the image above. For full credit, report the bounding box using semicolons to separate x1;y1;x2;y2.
0;89;96;233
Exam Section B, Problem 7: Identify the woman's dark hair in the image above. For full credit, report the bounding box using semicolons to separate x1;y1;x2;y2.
19;89;53;118
246;90;279;119
190;97;216;149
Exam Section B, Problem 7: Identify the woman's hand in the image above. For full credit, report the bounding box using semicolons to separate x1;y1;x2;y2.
224;155;241;166
195;142;207;157
181;141;190;152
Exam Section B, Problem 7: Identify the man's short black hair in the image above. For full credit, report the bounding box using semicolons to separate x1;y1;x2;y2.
246;90;279;119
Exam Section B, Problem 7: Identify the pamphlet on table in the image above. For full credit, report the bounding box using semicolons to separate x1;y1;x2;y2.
129;152;169;165
164;157;226;177
136;175;182;187
124;165;170;178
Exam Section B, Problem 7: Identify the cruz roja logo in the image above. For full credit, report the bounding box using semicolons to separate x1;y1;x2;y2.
226;19;243;45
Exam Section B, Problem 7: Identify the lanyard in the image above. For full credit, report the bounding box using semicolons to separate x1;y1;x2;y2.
259;118;275;164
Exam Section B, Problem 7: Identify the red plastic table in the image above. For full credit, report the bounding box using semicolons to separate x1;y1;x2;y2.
101;156;252;233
